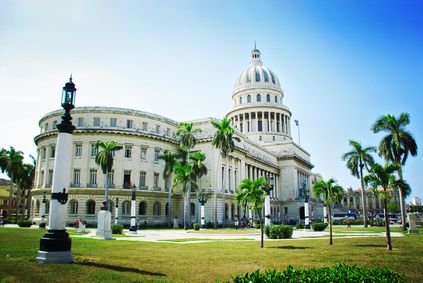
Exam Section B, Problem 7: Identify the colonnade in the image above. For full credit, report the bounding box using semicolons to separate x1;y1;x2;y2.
230;111;291;135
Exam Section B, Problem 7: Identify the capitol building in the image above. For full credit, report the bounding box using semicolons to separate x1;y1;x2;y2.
30;47;323;226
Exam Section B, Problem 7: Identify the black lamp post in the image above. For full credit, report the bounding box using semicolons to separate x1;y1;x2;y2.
264;175;274;226
129;185;137;233
37;76;75;263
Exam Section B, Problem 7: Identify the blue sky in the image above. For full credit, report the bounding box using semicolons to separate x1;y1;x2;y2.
0;1;422;200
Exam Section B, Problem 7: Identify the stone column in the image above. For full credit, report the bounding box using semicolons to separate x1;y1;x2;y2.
42;146;50;187
129;190;137;233
114;198;119;224
323;205;328;223
265;192;271;226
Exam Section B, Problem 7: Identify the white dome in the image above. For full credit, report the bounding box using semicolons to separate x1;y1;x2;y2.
234;48;281;92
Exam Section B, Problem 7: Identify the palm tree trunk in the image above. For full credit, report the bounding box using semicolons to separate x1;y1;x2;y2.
221;156;227;228
259;211;264;248
384;197;392;250
359;163;368;227
329;205;333;245
213;151;221;229
104;169;109;210
397;167;407;231
8;172;13;221
15;187;20;220
184;190;189;230
187;184;191;227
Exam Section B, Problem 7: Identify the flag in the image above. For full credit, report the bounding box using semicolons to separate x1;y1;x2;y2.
294;120;299;126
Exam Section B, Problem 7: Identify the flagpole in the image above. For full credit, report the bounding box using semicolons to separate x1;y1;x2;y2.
294;120;301;146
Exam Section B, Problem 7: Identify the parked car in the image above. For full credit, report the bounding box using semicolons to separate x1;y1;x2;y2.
332;213;357;221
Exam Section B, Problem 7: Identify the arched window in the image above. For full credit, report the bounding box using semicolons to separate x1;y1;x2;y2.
45;200;50;214
190;202;196;216
275;96;278;103
256;93;261;102
165;202;169;217
266;94;270;102
225;203;229;220
36;200;40;214
122;201;130;215
231;203;235;220
86;200;96;215
239;97;243;104
247;95;251;103
153;202;161;216
139;201;147;215
69;199;78;214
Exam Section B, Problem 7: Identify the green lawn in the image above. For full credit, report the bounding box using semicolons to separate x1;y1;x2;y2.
0;228;422;282
189;228;259;234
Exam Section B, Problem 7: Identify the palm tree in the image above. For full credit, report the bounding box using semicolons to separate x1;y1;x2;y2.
236;177;267;248
312;178;344;245
16;160;35;220
211;117;240;228
95;141;123;210
172;161;198;229
0;146;24;221
365;162;410;250
190;151;208;223
159;149;177;227
176;122;200;226
371;113;418;230
342;140;376;227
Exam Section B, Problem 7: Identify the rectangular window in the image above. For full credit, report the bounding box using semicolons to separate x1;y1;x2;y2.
258;120;263;132
52;120;57;129
73;169;81;185
111;149;116;157
154;173;159;188
40;170;44;186
91;144;98;156
155;125;160;133
77;117;84;127
140;148;147;160
126;119;133;129
75;144;82;156
166;128;170;136
125;146;132;158
48;170;53;185
93;117;100;127
139;171;146;187
142;122;148;131
110;118;117;127
50;147;55;158
89;169;97;185
154;149;160;162
108;170;114;186
42;148;46;159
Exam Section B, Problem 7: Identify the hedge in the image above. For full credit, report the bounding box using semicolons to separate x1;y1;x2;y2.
17;220;33;227
111;223;123;234
265;224;293;239
226;264;408;283
312;222;328;231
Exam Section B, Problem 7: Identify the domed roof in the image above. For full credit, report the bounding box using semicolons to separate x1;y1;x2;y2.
234;48;281;92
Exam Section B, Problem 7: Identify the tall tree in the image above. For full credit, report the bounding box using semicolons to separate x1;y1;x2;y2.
342;140;376;227
0;146;24;221
371;113;418;230
365;162;410;250
312;178;344;245
211;117;240;228
190;151;208;222
176;122;200;226
172;161;198;229
95;141;123;210
236;177;267;248
16;159;35;220
159;149;177;227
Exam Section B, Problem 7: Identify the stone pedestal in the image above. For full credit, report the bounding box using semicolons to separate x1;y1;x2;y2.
96;210;113;239
78;222;86;233
408;213;419;234
173;218;179;229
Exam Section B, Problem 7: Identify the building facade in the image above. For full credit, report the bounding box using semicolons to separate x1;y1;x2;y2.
31;48;323;226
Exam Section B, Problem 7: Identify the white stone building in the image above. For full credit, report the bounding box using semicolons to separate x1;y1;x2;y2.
31;47;323;226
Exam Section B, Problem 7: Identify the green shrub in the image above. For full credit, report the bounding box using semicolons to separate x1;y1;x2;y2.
312;222;328;231
228;264;408;283
267;224;293;239
111;223;123;234
264;225;270;237
296;223;304;229
280;225;293;238
17;220;32;227
193;223;200;230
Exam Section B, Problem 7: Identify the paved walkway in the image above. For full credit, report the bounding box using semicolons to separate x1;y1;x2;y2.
1;225;404;244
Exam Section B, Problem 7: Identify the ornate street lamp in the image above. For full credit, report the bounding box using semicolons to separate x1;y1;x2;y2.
199;191;208;228
114;198;119;224
264;175;274;226
39;191;46;228
129;185;137;233
37;76;75;263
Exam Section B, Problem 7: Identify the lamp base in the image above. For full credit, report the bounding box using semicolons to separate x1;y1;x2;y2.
37;230;73;263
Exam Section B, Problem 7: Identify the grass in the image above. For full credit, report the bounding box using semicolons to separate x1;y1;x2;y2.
0;228;422;282
189;228;259;234
158;238;252;243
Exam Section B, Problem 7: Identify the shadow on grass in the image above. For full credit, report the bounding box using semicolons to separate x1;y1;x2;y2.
76;261;166;277
269;245;311;250
354;244;386;248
